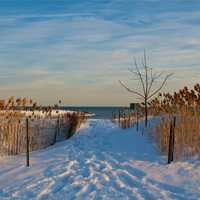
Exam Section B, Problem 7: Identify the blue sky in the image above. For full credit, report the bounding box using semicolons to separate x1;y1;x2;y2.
0;0;200;106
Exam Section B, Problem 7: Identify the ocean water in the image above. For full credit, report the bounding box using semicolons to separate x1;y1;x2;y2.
62;106;129;119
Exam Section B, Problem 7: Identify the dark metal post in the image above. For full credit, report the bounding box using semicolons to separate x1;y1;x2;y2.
26;118;30;167
118;110;121;124
58;115;60;136
53;118;58;144
171;116;176;161
168;116;176;164
136;111;139;131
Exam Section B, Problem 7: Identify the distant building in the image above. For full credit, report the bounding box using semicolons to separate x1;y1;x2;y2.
130;103;141;110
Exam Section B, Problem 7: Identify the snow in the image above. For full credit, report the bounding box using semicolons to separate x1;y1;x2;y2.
0;119;199;200
0;110;94;118
22;110;74;118
0;110;75;118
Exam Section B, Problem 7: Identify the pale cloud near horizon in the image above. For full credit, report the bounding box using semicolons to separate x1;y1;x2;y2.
0;1;200;105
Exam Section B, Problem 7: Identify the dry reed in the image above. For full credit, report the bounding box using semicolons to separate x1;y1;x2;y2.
0;97;87;156
150;83;200;159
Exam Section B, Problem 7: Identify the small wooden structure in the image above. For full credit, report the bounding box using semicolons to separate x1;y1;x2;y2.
130;103;141;111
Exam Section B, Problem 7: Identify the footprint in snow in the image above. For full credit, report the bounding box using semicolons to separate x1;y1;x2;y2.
177;167;189;176
0;189;9;198
50;176;69;193
121;164;146;179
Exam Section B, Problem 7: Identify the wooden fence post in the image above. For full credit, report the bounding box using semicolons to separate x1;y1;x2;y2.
57;115;60;136
128;112;130;128
172;116;176;160
26;118;30;167
123;112;126;128
118;110;121;124
15;123;18;155
53;119;58;145
168;116;176;164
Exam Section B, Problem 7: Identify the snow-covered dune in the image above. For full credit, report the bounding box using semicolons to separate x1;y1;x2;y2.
0;119;199;199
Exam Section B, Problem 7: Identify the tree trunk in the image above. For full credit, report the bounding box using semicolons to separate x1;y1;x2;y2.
145;99;148;127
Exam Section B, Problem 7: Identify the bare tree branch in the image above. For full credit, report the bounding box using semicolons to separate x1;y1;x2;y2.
130;77;141;81
147;71;163;96
119;80;145;98
128;68;145;78
148;73;173;99
119;51;173;127
143;51;148;96
134;59;146;95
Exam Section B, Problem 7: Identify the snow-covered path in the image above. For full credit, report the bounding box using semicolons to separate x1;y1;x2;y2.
0;119;199;200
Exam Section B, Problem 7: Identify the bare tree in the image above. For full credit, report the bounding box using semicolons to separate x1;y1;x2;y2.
119;51;173;127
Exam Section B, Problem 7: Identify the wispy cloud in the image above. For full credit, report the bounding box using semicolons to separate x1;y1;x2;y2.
0;0;200;105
